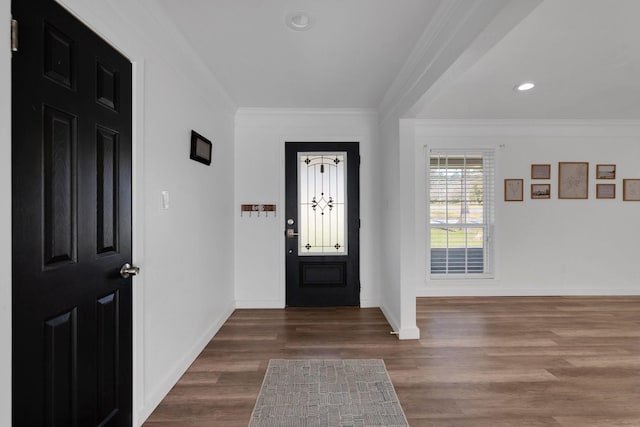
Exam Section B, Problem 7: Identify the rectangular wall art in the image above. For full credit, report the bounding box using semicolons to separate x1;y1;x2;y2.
531;164;551;180
596;164;616;179
190;130;212;165
504;179;523;201
596;184;616;199
623;179;640;201
531;184;551;199
558;162;588;199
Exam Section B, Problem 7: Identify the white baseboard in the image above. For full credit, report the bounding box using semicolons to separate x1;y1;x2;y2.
360;298;380;308
235;299;284;309
136;300;236;425
379;303;420;340
236;299;379;309
378;303;400;335
398;326;420;340
417;285;640;297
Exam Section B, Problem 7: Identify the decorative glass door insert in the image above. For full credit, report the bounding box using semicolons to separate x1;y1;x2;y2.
298;152;348;255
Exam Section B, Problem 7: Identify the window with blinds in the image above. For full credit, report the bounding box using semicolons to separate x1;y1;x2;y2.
428;150;495;277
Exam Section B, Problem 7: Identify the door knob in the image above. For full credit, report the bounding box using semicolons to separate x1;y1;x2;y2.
286;229;299;238
120;263;140;279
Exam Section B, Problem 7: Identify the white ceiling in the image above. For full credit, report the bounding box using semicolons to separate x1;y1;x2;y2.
416;0;640;119
156;0;444;108
156;0;640;119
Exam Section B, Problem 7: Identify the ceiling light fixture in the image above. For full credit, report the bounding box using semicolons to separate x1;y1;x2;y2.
515;82;536;91
286;11;314;31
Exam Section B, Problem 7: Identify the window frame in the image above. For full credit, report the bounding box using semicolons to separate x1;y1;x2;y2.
427;149;495;280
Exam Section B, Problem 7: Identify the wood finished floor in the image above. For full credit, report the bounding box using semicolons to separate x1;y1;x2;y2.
144;297;640;427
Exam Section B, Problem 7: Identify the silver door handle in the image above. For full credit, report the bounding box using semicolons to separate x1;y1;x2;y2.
120;263;140;279
286;229;299;238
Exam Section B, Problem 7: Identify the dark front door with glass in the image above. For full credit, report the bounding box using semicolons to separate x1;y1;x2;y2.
285;142;360;307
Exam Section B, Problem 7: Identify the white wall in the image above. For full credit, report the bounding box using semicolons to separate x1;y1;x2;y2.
234;109;382;309
0;0;12;424
378;118;402;333
3;1;238;424
377;117;421;339
139;57;235;423
414;120;640;296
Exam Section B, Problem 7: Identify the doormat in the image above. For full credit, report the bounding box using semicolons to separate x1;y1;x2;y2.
249;359;409;427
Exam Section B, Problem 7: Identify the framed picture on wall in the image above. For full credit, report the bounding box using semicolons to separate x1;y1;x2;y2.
623;179;640;201
190;130;213;166
596;164;616;179
558;162;589;199
531;184;550;199
596;184;616;199
531;164;551;179
504;179;523;201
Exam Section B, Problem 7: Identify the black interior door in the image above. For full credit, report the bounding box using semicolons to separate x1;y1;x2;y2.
285;142;360;307
12;0;133;425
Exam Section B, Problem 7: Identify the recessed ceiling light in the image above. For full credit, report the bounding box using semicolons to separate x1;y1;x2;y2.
286;11;314;31
515;82;536;91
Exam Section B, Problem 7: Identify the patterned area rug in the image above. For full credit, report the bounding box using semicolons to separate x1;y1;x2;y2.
249;359;409;427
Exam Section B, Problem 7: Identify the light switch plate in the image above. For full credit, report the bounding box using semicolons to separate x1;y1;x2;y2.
161;191;170;210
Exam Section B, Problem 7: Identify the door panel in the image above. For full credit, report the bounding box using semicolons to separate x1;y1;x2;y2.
44;309;78;426
43;105;77;267
97;126;120;255
12;0;133;425
285;142;360;307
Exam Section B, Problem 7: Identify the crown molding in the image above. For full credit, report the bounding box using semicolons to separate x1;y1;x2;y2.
414;118;640;127
413;119;640;137
57;0;237;113
236;107;378;116
236;107;379;123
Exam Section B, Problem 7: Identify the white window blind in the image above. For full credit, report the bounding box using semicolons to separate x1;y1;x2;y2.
428;150;495;277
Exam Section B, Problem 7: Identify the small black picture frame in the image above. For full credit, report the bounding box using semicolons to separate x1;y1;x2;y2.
190;130;212;165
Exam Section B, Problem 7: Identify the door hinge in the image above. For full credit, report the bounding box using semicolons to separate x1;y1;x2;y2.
11;19;18;52
359;219;361;229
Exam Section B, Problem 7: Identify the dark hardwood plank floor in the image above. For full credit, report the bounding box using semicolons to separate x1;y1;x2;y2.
144;297;640;426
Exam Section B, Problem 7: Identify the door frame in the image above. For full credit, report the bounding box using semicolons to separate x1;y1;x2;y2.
284;142;360;307
0;2;12;425
278;138;362;307
7;2;146;424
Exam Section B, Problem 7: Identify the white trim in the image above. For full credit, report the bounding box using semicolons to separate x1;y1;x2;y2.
0;1;12;424
415;119;640;136
138;301;235;423
55;0;237;112
379;0;466;121
237;107;379;116
398;326;421;340
426;149;496;278
234;299;381;310
379;304;420;340
236;108;378;126
415;119;640;127
131;58;146;427
380;0;525;123
379;303;401;336
360;299;380;308
417;285;640;297
235;300;284;309
408;0;543;118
